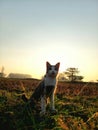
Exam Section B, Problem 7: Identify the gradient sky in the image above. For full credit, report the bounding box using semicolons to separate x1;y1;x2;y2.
0;0;98;81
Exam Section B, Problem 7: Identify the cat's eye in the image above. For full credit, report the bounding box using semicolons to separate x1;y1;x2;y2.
49;67;52;70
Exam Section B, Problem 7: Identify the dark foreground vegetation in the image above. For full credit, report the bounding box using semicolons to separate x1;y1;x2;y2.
0;78;98;130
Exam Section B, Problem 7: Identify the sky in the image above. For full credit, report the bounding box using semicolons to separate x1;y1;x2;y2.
0;0;98;81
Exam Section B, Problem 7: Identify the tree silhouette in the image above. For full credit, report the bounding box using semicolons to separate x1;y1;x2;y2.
65;68;83;82
0;66;6;77
59;67;84;82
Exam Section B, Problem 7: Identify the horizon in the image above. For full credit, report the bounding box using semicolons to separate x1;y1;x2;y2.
1;65;98;82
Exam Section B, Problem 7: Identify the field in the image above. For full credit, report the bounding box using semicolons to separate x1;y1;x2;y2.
0;78;98;130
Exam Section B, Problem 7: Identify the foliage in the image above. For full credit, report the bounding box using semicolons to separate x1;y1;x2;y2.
0;93;98;129
58;73;68;81
59;67;84;82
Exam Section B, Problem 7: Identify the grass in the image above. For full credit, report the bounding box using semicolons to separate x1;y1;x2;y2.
0;78;98;130
0;89;98;130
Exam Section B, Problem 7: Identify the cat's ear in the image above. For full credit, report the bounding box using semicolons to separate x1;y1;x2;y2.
46;61;51;73
46;61;51;67
55;62;60;70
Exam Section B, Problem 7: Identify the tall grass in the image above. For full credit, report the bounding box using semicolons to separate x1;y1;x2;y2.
0;78;98;130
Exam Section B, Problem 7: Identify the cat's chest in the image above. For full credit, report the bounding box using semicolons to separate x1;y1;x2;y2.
44;77;56;86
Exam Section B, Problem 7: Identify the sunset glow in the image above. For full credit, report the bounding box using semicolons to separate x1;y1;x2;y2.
0;0;98;81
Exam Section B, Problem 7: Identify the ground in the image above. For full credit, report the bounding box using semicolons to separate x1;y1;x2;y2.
0;78;98;130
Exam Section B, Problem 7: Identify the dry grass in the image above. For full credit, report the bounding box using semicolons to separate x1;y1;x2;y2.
0;78;98;130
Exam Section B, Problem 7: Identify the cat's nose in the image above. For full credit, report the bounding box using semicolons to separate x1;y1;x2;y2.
52;71;55;75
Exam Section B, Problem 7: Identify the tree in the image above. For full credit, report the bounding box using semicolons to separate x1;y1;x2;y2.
0;66;6;77
59;67;84;82
58;73;68;81
65;67;83;82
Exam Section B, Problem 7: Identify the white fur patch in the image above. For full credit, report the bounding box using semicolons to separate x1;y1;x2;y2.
44;76;56;86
